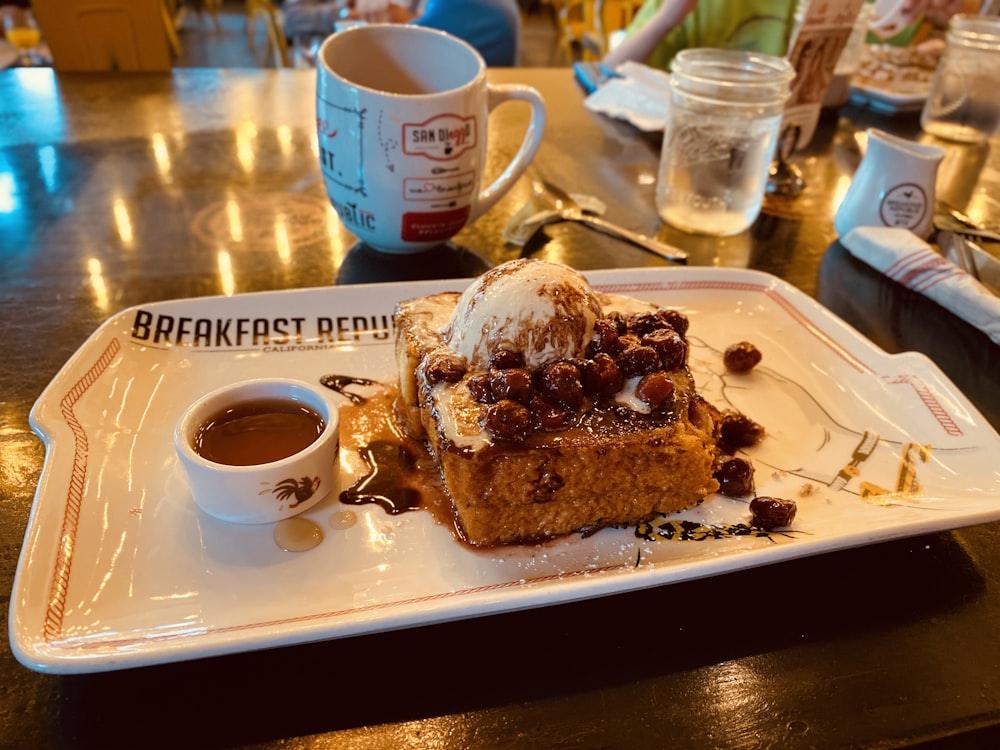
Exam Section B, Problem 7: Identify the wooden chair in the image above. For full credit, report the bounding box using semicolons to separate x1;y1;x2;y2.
547;0;642;63
161;0;184;57
543;0;592;64
178;0;223;33
33;0;175;71
245;0;289;68
582;0;644;59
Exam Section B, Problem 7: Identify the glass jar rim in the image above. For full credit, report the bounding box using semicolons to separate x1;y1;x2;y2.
671;48;796;85
669;48;794;106
948;13;1000;47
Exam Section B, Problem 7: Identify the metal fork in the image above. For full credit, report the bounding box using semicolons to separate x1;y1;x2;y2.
954;233;984;283
938;230;983;281
935;201;1000;242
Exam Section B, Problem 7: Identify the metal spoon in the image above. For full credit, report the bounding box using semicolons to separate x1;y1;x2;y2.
937;230;1000;297
935;201;1000;241
531;180;688;264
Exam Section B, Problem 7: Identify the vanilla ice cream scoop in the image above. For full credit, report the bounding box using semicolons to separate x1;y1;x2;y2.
444;259;602;370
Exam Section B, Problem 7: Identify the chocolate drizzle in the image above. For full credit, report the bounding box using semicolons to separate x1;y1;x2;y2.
331;379;455;530
319;374;381;405
339;439;423;514
322;374;426;513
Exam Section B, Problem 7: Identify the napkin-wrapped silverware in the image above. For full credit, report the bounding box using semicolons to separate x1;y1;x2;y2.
841;226;1000;345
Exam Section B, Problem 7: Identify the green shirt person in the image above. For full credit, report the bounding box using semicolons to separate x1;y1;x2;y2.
602;0;799;71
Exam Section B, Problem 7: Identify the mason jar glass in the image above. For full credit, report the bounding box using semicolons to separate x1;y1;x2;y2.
921;14;1000;144
656;48;795;236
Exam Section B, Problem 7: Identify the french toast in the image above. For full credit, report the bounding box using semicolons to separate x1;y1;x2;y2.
393;260;720;547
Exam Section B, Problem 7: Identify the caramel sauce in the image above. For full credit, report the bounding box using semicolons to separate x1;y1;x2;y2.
342;440;423;514
194;398;325;466
331;380;458;534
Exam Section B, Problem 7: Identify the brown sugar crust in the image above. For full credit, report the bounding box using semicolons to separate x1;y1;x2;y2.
393;290;720;548
394;292;460;438
424;394;719;546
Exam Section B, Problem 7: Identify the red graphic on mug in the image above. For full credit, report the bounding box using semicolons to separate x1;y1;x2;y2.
317;115;338;138
403;114;477;161
402;206;471;242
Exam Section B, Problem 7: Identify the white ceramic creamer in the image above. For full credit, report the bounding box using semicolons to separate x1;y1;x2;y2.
835;129;944;240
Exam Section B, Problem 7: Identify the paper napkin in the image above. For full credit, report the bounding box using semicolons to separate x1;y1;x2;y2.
583;61;673;132
841;226;1000;345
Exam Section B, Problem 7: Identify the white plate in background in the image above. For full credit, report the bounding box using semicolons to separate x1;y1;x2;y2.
849;79;928;113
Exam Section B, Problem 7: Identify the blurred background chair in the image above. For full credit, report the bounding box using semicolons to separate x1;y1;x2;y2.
543;0;587;63
177;0;223;32
545;0;642;62
590;0;643;56
33;0;178;71
245;0;289;67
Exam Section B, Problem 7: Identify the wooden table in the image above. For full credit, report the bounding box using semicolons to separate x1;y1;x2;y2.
2;66;999;749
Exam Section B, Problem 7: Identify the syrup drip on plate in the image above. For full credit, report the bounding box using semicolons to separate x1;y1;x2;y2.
330;509;357;529
274;517;324;552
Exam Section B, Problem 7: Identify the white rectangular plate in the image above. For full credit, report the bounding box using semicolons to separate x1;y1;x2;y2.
11;267;1000;673
849;79;928;113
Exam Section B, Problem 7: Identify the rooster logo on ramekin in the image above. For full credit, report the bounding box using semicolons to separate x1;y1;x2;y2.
262;476;321;507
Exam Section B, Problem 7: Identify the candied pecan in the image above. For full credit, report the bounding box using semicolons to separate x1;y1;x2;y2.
538;361;584;408
642;328;687;371
750;496;797;530
635;371;675;408
531;392;574;430
714;456;755;497
718;411;764;452
605;311;627;334
627;311;665;337
424;348;467;384
657;309;689;338
489;367;533;404
490;349;524;370
484;399;532;441
617;343;661;377
467;373;494;403
586;318;625;358
580;353;624;398
724;341;762;373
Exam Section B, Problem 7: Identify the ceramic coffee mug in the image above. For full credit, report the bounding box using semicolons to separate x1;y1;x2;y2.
316;24;546;253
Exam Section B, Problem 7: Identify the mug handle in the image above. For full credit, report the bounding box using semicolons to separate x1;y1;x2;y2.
469;84;547;222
